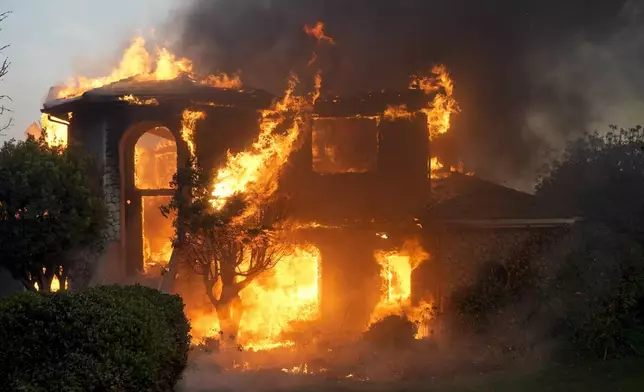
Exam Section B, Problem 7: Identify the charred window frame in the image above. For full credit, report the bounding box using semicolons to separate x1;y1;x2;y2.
311;117;380;174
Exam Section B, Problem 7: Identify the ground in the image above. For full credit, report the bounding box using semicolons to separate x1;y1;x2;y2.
180;357;644;392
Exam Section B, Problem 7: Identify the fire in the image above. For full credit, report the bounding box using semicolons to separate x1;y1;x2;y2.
370;238;433;336
119;94;159;106
430;156;475;179
411;64;459;141
312;71;323;105
189;245;320;350
56;36;242;100
304;21;335;45
383;104;415;121
210;73;308;218
180;109;206;160
38;113;69;147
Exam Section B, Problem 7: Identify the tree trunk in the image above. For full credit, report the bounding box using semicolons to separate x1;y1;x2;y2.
213;286;244;345
158;247;179;293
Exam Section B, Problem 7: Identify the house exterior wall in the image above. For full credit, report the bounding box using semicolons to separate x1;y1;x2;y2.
414;225;571;310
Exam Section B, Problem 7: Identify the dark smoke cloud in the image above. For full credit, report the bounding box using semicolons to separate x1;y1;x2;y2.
169;0;642;190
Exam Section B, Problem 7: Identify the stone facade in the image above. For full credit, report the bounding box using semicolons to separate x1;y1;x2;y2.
414;225;571;310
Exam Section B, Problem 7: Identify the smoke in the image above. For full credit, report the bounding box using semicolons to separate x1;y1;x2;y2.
168;0;643;190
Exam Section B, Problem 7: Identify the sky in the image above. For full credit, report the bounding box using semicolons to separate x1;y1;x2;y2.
0;0;178;141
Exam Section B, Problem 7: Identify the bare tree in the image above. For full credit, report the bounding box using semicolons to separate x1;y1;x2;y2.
162;164;293;340
0;11;12;134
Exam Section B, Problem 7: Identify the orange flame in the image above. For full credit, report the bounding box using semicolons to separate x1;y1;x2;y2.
383;104;416;121
180;110;206;161
430;156;475;179
39;113;69;147
370;238;434;338
56;36;241;99
304;21;336;45
119;94;159;106
411;64;459;141
189;244;320;350
210;73;308;218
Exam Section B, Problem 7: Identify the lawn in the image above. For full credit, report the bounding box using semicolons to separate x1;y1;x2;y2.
182;357;644;392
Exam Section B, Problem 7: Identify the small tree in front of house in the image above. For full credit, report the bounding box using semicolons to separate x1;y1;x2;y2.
0;136;106;292
163;162;292;340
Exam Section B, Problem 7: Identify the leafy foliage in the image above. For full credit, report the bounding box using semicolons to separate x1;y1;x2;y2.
537;125;644;237
448;126;644;360
0;285;191;391
162;161;292;337
544;225;644;359
449;231;552;334
0;136;106;292
536;126;644;359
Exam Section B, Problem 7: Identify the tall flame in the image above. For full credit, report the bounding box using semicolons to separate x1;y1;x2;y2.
38;113;69;147
56;36;241;99
304;21;336;45
411;64;459;141
210;74;308;218
180;109;206;160
370;238;434;338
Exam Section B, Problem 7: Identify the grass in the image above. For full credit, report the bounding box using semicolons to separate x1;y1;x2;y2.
328;357;644;392
183;357;644;392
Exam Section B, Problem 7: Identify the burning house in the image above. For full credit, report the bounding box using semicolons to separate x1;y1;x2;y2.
37;35;578;348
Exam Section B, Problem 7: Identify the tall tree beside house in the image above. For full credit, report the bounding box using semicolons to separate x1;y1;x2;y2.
536;125;644;239
162;162;292;340
0;11;12;134
536;125;644;358
0;136;106;292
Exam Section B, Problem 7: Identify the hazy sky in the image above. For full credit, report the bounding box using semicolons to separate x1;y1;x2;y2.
0;0;178;140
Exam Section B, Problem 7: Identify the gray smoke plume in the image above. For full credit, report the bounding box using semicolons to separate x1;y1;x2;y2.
168;0;643;190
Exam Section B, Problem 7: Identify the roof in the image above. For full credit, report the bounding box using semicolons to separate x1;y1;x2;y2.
42;74;437;119
314;89;434;117
41;74;276;115
423;172;579;226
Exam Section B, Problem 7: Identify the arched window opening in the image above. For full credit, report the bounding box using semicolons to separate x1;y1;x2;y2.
134;127;177;190
133;127;177;274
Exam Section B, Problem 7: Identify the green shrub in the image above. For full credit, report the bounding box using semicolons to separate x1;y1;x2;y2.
550;226;644;359
364;315;417;349
0;284;191;391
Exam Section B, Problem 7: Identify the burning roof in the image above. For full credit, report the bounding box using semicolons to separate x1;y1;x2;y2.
41;74;275;116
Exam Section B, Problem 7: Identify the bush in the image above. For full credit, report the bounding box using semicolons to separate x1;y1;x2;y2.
364;315;417;349
0;284;191;391
549;225;644;359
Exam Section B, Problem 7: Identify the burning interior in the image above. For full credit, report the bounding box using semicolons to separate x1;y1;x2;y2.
36;32;577;363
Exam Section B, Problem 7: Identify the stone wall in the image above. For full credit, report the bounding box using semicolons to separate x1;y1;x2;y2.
103;117;121;243
420;226;570;306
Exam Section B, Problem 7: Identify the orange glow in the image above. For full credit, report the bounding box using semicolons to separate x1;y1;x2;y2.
430;156;475;180
142;196;175;272
189;245;320;350
210;73;308;220
134;131;177;190
383;104;416;121
411;64;459;141
312;71;323;104
370;238;434;338
180;110;206;161
119;94;159;106
56;36;242;99
39;113;69;147
304;21;335;45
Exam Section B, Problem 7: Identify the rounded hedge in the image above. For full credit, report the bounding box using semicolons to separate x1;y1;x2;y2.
0;284;191;391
